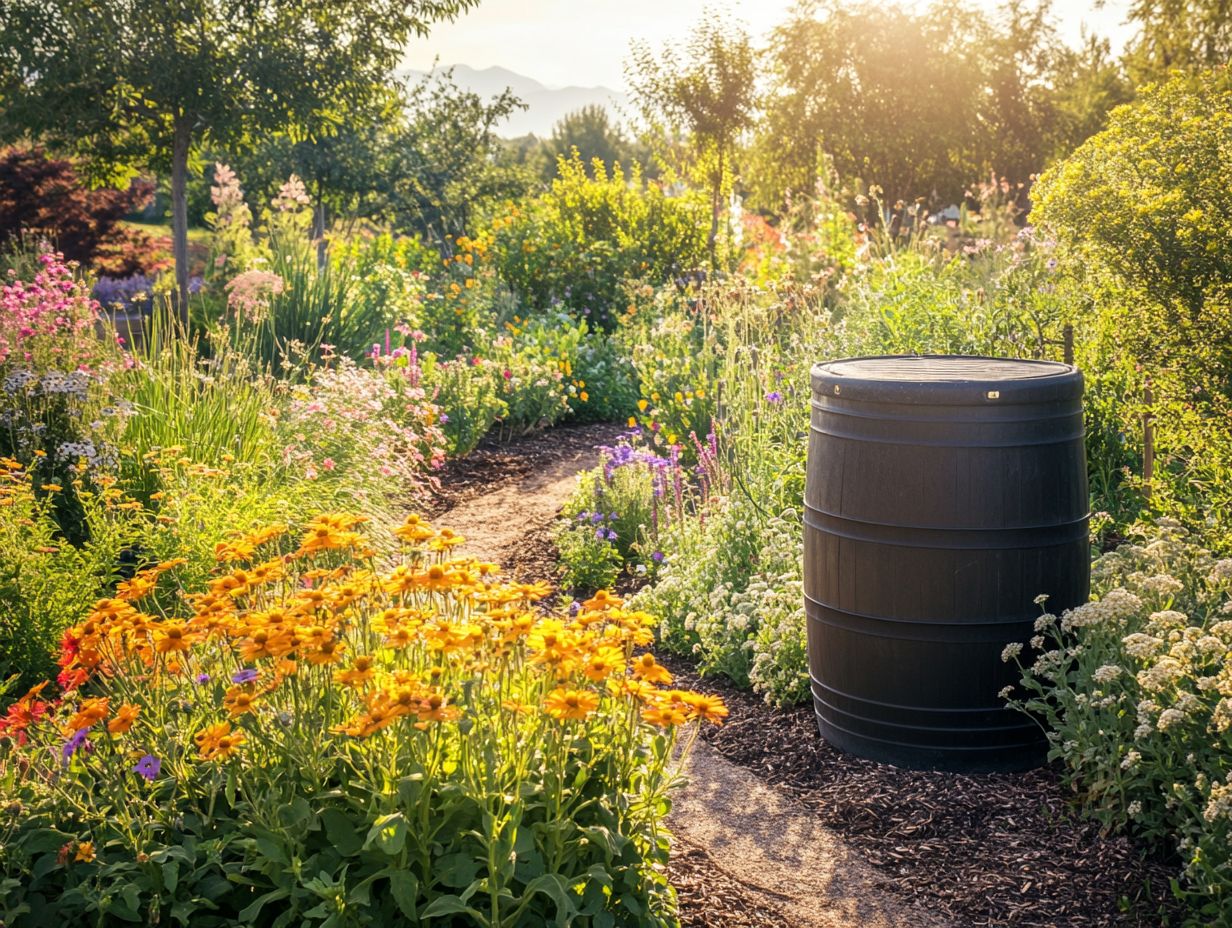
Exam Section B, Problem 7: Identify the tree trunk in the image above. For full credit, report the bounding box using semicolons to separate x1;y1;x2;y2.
170;119;192;328
707;146;724;271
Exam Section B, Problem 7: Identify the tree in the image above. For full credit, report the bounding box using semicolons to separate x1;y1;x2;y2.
627;13;756;268
543;106;635;180
0;148;159;276
752;1;986;212
384;70;532;249
0;0;478;318
1123;0;1232;80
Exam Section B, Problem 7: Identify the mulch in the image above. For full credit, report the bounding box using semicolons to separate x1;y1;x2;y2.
659;655;1186;928
669;839;795;928
424;422;626;518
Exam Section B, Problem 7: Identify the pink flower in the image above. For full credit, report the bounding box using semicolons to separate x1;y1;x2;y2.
322;458;335;471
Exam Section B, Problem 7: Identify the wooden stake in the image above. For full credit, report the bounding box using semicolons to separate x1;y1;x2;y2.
1143;381;1155;503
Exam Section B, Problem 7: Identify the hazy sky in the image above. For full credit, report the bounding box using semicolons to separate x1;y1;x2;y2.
404;0;1137;90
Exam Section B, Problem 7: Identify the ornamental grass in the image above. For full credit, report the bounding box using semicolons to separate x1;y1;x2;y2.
0;512;724;927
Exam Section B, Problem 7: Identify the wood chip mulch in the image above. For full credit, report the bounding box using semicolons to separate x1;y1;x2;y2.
659;655;1187;928
669;839;795;928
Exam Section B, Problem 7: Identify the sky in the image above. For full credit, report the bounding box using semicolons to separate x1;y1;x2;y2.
404;0;1138;91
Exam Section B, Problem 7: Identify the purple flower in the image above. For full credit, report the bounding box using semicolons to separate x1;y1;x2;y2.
232;668;258;685
594;527;607;541
133;754;161;781
651;551;665;563
608;512;618;521
606;529;618;541
194;672;211;685
590;512;604;524
61;728;89;764
439;414;449;424
765;391;783;404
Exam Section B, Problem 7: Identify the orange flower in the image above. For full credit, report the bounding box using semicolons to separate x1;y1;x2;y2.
334;656;376;688
106;703;140;734
154;622;194;654
223;687;257;717
544;687;600;722
394;514;435;544
195;721;246;760
680;691;729;725
65;697;109;733
74;841;96;863
630;653;673;685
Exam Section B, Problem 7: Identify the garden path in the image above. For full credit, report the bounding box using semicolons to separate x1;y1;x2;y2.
430;425;949;928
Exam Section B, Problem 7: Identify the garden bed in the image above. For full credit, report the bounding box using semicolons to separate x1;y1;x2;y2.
659;655;1184;928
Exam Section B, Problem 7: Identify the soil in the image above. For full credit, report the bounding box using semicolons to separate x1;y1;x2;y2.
427;424;1186;928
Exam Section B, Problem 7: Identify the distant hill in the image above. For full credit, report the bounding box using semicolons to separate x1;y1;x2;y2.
401;64;631;139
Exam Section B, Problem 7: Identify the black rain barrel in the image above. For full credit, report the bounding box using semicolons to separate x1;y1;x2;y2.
804;355;1089;772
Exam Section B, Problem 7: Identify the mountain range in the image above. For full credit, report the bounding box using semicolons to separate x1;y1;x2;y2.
401;64;631;139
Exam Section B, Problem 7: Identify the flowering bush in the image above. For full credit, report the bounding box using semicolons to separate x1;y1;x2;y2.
0;512;724;927
420;353;507;456
278;358;445;509
1;253;124;539
626;311;716;460
488;154;710;329
1006;519;1232;919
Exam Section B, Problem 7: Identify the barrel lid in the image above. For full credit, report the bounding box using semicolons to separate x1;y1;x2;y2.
811;355;1082;406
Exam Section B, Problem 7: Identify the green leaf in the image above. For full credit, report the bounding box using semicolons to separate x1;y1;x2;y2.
321;808;363;857
435;852;480;889
521;873;578;927
238;888;290;922
420;894;482;920
21;828;71;856
388;870;419;920
364;812;408;856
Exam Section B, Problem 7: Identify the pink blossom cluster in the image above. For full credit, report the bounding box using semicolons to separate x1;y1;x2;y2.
278;359;446;502
0;253;108;370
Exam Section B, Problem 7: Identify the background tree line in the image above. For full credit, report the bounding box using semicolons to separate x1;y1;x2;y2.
1;0;1227;290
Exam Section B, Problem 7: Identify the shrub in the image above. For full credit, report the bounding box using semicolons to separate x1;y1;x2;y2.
0;513;725;927
0;253;124;541
1006;520;1232;919
0;458;142;692
1032;69;1232;392
277;357;446;511
489;155;710;329
421;354;507;456
0;149;161;276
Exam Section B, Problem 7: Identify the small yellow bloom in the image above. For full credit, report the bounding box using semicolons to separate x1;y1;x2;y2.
74;841;96;863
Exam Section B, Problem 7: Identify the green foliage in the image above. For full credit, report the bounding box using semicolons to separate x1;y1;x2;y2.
1033;69;1232;392
1007;522;1232;919
489;155;709;329
542;107;643;183
385;69;533;247
1124;0;1232;81
627;12;756;266
749;0;1127;213
421;355;507;457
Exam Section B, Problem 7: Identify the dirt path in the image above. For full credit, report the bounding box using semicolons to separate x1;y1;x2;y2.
671;742;948;928
429;424;945;928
